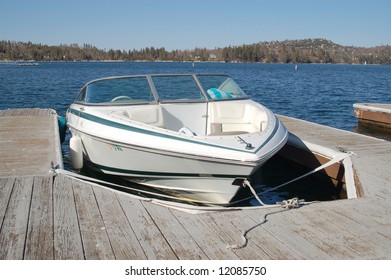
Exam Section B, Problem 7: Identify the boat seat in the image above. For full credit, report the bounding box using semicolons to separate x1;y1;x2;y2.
110;105;165;128
208;102;267;135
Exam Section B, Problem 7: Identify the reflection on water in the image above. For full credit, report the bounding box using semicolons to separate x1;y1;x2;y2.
353;122;391;141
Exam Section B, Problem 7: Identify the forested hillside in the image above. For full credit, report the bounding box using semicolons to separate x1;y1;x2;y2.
1;38;390;64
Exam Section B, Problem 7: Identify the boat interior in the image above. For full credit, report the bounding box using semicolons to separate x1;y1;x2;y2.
109;101;269;137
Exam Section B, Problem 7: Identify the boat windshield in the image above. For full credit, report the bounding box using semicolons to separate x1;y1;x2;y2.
197;75;248;100
152;75;205;102
74;74;248;105
75;76;155;105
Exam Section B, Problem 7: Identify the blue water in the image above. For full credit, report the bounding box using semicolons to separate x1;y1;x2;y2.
1;62;390;131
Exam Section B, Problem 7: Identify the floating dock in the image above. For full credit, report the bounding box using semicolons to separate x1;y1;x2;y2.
354;103;391;129
1;108;390;259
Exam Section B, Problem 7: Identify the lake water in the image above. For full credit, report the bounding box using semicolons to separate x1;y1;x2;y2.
1;62;390;204
2;62;390;129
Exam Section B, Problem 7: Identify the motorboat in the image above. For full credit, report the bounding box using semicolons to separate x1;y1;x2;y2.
66;74;288;205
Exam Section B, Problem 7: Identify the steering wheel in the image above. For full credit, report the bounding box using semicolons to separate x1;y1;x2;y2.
111;95;132;102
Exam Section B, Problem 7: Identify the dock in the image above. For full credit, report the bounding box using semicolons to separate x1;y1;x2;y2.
1;108;390;260
354;103;391;130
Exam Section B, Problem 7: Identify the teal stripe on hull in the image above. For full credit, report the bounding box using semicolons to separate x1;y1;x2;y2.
69;108;280;154
70;108;250;153
90;161;244;179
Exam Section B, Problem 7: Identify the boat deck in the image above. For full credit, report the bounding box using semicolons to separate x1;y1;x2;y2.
1;109;390;259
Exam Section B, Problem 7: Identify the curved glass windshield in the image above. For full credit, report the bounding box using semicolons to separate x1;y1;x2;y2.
152;75;204;102
74;74;248;105
197;75;248;100
75;76;155;104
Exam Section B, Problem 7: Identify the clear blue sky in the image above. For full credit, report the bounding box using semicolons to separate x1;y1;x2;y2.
1;0;390;50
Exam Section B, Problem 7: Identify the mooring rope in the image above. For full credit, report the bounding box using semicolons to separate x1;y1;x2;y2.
227;179;303;250
228;153;349;250
227;202;298;250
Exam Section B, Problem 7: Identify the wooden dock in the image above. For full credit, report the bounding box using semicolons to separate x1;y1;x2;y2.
1;109;390;260
0;108;63;177
354;103;391;128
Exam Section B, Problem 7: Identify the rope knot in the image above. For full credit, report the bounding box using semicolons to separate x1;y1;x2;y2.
278;197;303;209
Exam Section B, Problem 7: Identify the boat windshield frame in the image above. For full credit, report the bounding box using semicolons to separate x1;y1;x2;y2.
73;74;249;106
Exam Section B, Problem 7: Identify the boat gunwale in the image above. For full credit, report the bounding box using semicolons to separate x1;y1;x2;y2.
67;106;288;157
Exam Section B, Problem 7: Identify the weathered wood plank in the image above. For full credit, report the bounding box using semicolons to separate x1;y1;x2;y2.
142;201;208;259
0;177;15;228
0;113;59;177
170;209;240;260
0;177;33;259
73;179;115;260
324;199;391;238
301;202;391;259
243;207;334;259
0;108;53;117
212;209;303;259
274;206;366;259
24;176;54;260
117;194;178;260
53;175;84;260
201;211;273;260
92;186;147;259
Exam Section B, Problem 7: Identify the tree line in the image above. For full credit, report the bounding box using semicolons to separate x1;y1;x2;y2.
1;38;390;64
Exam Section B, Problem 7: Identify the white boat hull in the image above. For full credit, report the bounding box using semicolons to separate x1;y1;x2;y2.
79;132;257;178
67;110;287;204
75;131;261;205
130;177;245;206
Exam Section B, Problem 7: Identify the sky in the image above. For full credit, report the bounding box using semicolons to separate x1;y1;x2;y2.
1;0;390;51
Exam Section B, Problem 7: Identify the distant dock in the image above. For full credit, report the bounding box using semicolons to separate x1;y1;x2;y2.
1;108;390;259
354;103;391;129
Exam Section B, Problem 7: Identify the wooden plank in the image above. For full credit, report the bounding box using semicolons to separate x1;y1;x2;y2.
201;211;273;260
72;179;115;260
116;194;178;260
53;175;84;260
24;176;54;260
92;186;147;259
0;114;58;177
243;206;334;259
169;208;240;260
142;201;208;259
275;206;366;259
324;199;391;238
0;177;33;259
0;177;15;228
304;202;391;259
214;209;303;259
0;108;54;117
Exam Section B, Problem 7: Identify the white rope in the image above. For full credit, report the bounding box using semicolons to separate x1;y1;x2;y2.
228;179;303;250
227;201;300;250
54;169;153;202
228;154;349;250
